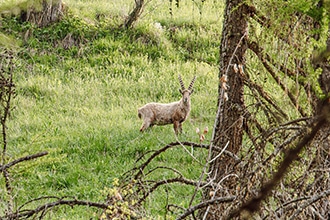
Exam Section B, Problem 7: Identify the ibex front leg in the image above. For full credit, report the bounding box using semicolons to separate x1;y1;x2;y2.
178;122;183;133
140;119;151;132
173;121;183;135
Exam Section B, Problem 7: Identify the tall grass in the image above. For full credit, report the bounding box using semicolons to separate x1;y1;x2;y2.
1;0;223;218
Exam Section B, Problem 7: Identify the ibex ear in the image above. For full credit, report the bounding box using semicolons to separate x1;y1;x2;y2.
190;89;194;95
179;89;183;94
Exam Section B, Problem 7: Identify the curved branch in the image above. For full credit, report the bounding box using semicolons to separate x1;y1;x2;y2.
131;142;239;180
2;198;108;219
143;166;184;178
123;0;145;28
176;196;236;220
0;151;48;172
137;176;206;205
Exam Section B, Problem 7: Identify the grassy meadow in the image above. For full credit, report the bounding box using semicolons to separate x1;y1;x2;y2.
1;0;223;218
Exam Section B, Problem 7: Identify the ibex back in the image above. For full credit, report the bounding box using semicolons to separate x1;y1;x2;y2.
138;75;196;135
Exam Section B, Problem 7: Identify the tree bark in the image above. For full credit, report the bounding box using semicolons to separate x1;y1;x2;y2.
199;0;250;218
309;21;330;217
21;0;64;27
123;0;145;29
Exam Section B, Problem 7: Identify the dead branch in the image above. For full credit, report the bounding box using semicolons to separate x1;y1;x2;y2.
132;141;182;179
261;125;307;167
17;196;64;211
176;196;236;220
131;141;239;180
0;49;15;160
3;169;13;214
137;176;208;205
2;197;108;219
143;166;184;177
245;107;265;133
244;72;288;120
290;189;330;220
227;99;329;219
244;122;308;183
0;151;48;172
248;40;308;117
0;49;16;215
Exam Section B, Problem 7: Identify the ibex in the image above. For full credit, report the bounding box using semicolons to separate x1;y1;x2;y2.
138;75;196;135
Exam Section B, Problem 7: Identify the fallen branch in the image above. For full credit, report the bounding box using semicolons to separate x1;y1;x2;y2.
2;198;108;219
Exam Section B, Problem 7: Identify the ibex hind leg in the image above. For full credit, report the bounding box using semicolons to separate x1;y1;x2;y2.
178;123;183;134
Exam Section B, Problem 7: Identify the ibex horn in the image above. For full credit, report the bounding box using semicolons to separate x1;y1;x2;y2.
178;75;185;90
188;76;196;91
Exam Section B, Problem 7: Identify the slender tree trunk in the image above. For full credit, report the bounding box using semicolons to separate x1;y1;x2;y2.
21;0;64;27
123;0;145;29
199;0;250;218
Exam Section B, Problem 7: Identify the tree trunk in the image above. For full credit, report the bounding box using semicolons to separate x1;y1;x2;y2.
21;0;64;27
123;0;145;29
309;22;330;217
199;0;249;218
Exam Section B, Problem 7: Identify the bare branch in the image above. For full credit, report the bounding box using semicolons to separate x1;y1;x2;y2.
0;151;48;172
176;196;236;220
137;176;206;205
0;49;16;215
227;100;329;219
3;169;13;214
290;189;330;220
244;72;288;120
2;198;108;219
130;141;240;180
248;40;308;117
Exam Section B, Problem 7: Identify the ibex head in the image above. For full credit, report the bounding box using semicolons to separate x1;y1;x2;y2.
178;75;196;103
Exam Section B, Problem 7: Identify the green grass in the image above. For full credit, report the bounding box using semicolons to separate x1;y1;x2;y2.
0;0;222;218
0;0;321;218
